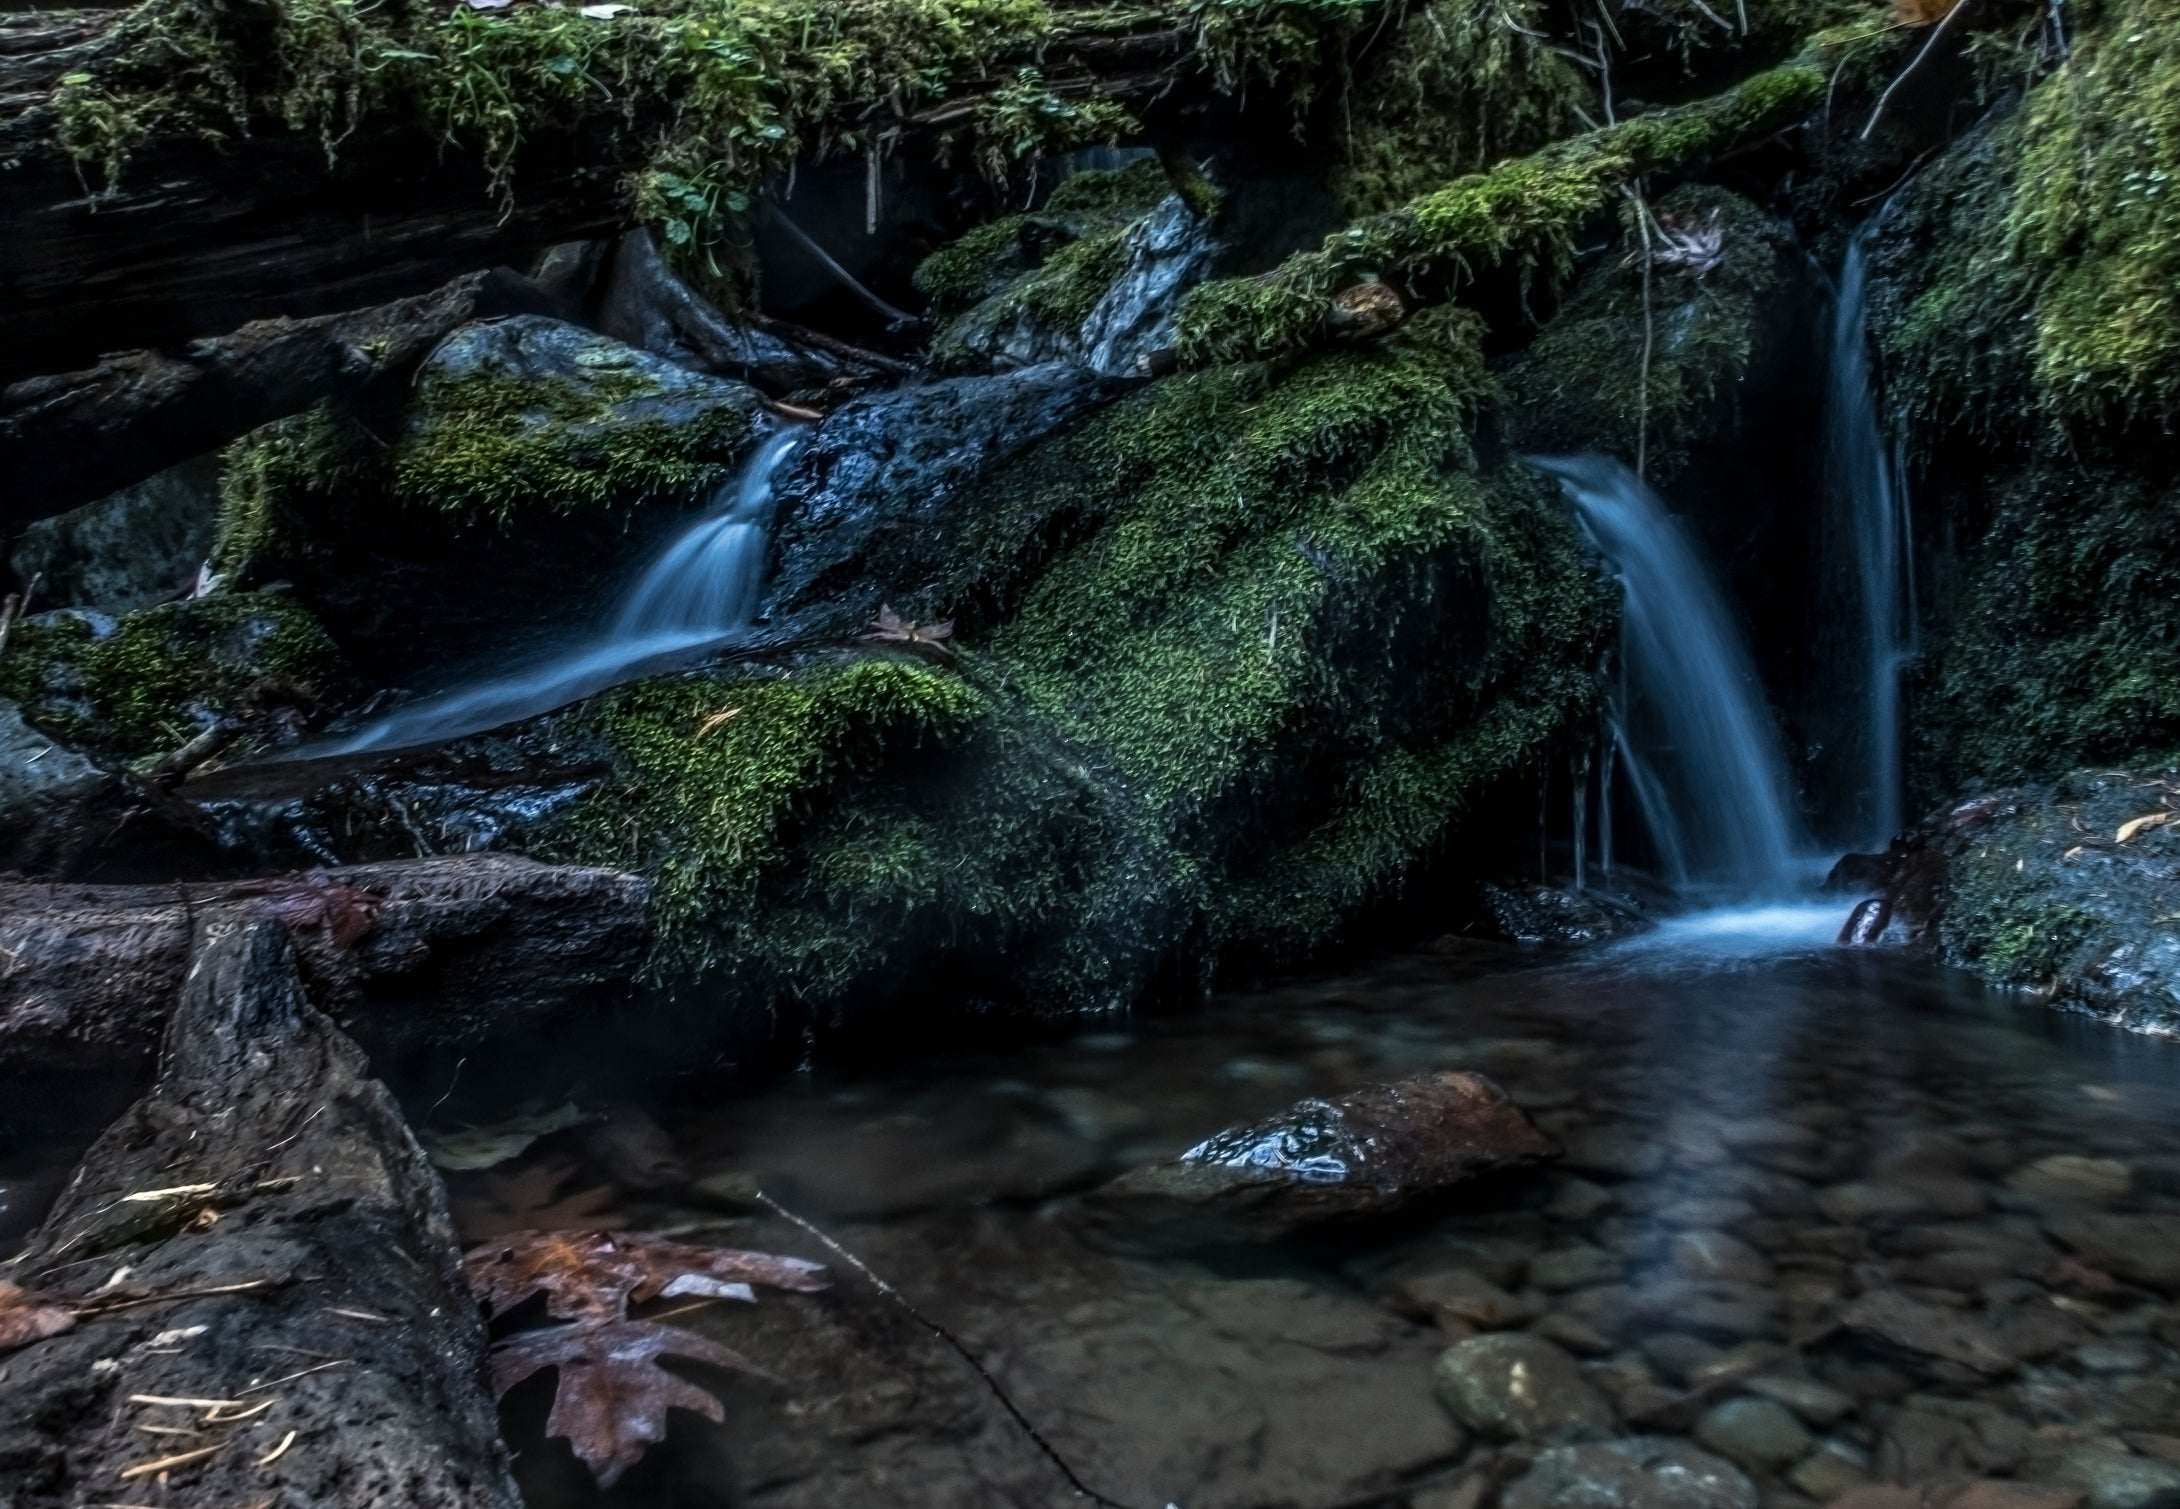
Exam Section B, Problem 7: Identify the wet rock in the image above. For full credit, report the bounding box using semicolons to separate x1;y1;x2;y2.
1083;1070;1557;1243
1550;1177;1619;1221
1566;1128;1669;1180
1695;1397;1812;1473
1818;1182;1938;1225
1875;1402;2031;1481
1482;882;1654;947
1785;1441;1869;1500
1675;1231;1776;1285
0;699;118;872
1641;1332;1726;1385
1745;1376;1857;1427
1838;897;1892;946
1388;1268;1540;1330
1535;1313;1617;1357
2044;1214;2180;1290
763;364;1125;635
2006;1156;2134;1208
8;453;218;612
1942;1485;2087;1509
1503;1437;1759;1509
1533;1243;1624;1292
1077;193;1222;376
1435;1333;1614;1440
2051;1444;2180;1509
1838;1291;2017;1376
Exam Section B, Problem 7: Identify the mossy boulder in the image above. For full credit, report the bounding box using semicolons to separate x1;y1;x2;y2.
10;455;221;612
1502;184;1797;479
0;594;346;763
557;318;1610;1021
1885;769;2180;1036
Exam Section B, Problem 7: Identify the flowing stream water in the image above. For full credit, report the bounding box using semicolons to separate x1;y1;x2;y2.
316;426;803;757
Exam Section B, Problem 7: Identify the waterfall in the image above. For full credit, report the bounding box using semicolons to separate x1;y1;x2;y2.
1532;454;1805;894
1828;225;1913;846
320;427;803;756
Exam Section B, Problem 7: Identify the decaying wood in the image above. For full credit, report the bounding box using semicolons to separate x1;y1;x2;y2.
0;853;648;1070
0;266;568;531
0;917;521;1509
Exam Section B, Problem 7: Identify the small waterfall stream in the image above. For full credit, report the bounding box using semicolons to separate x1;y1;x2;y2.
1533;454;1806;894
321;426;803;756
1828;224;1914;847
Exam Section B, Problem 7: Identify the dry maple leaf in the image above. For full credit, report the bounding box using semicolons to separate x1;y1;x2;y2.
464;1229;827;1324
232;869;383;948
0;1279;75;1354
866;603;955;647
492;1318;767;1486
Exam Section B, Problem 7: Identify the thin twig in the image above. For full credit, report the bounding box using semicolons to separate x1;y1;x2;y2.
1862;0;1973;141
1625;186;1657;480
764;205;921;329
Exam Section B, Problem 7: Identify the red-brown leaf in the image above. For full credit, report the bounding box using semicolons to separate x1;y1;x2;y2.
463;1229;827;1324
232;869;383;948
490;1318;769;1486
0;1280;75;1354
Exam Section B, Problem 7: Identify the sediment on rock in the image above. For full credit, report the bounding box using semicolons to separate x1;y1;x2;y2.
0;917;519;1509
0;853;648;1070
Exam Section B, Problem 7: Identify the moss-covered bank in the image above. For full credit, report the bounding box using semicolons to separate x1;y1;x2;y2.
554;324;1608;1015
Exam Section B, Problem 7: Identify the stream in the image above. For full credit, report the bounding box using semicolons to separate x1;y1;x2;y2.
437;916;2180;1509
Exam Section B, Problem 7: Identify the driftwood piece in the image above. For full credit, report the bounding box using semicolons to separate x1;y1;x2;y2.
0;853;648;1070
0;266;569;531
0;917;521;1509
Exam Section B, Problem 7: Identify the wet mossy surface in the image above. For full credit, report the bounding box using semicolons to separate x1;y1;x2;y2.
559;325;1610;1014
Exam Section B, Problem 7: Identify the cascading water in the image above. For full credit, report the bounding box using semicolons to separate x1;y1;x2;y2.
320;426;803;756
1532;454;1806;894
1828;224;1914;847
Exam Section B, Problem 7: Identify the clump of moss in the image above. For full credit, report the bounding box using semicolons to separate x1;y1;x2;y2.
1172;36;1845;367
0;594;345;760
1331;0;1591;218
562;320;1609;1006
1883;0;2180;430
1502;184;1791;476
214;401;385;581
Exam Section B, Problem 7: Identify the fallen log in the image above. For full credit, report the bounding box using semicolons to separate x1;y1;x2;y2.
0;916;521;1509
0;853;648;1070
0;265;569;532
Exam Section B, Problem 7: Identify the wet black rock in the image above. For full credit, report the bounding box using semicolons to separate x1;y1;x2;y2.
763;364;1126;637
1503;1437;1759;1509
0;698;116;871
1838;1291;2017;1376
1078;1070;1558;1244
1435;1332;1615;1440
2043;1213;2180;1290
1482;881;1654;947
8;453;218;612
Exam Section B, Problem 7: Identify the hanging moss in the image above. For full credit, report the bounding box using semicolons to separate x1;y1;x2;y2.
1883;0;2180;430
558;318;1608;1005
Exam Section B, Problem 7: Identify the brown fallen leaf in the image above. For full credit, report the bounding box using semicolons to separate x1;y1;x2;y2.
0;1279;75;1353
231;869;383;948
865;603;954;648
464;1229;826;1324
2115;811;2174;844
491;1318;767;1486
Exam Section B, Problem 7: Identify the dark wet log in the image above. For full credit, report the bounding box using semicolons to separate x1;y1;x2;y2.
0;266;568;531
0;917;520;1509
0;853;648;1070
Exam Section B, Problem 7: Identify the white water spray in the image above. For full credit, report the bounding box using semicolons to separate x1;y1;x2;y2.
319;427;803;756
1533;454;1806;894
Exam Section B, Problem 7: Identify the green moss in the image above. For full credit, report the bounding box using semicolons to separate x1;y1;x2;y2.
393;370;757;525
1883;0;2180;429
1172;39;1844;367
214;402;383;580
1502;184;1790;476
563;320;1609;1004
0;595;344;760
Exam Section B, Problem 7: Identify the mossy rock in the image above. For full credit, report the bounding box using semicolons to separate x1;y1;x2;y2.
0;594;346;763
396;315;768;524
1501;184;1795;478
559;320;1610;1017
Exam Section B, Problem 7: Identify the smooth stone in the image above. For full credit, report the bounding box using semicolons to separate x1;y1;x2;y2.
1838;1291;2016;1376
1816;1183;1931;1225
1745;1376;1857;1427
1674;1231;1776;1285
1785;1443;1868;1501
1663;1198;1761;1230
1695;1398;1813;1473
2053;1445;2180;1509
1942;1485;2087;1509
1504;1438;1758;1509
1435;1333;1614;1440
1549;1177;1618;1222
2007;1156;2134;1209
1534;1313;1616;1357
1565;1130;1669;1180
1642;1332;1726;1384
2044;1214;2180;1289
1390;1268;1540;1331
1412;1476;1490;1509
1533;1244;1623;1292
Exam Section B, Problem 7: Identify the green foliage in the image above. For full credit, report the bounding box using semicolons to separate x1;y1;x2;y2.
1331;0;1590;218
0;595;344;759
1502;185;1790;476
1883;0;2180;429
214;402;383;580
564;322;1609;1002
1172;44;1837;366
